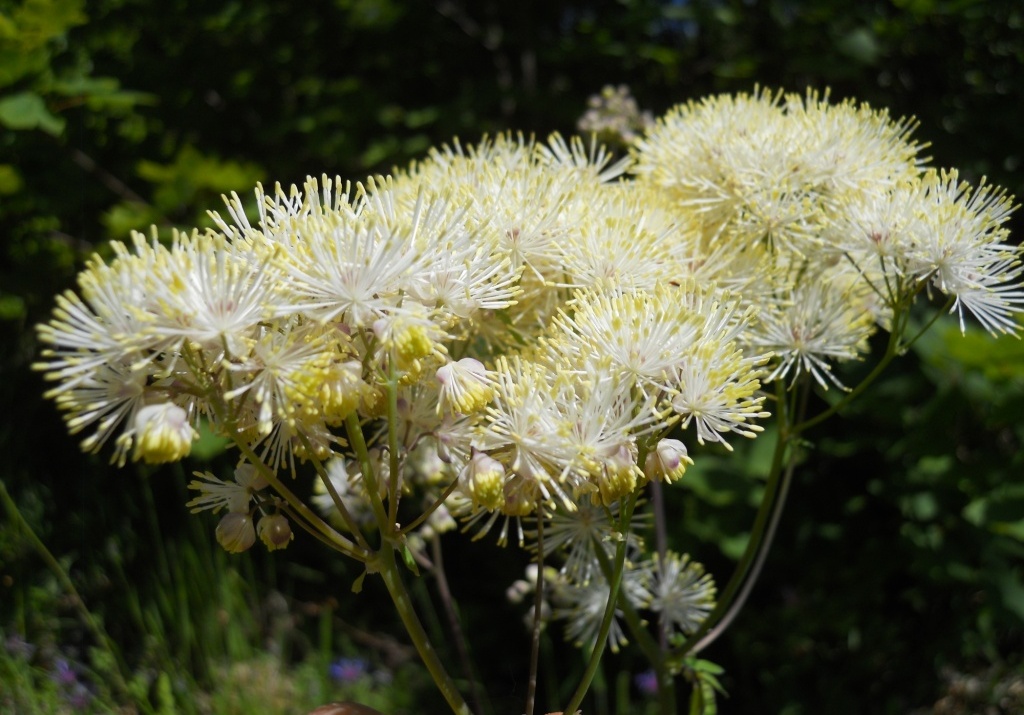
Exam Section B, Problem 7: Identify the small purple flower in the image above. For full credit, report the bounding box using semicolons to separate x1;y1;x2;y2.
329;657;369;684
4;634;36;660
52;658;78;687
634;668;658;697
66;683;93;709
47;657;93;708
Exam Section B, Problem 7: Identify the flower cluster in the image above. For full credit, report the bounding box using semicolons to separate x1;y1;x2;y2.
34;89;1019;677
578;84;655;146
634;87;1021;386
32;85;1015;557
35;131;774;533
508;504;715;654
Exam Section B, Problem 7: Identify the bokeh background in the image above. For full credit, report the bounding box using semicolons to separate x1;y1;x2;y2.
2;1;1022;713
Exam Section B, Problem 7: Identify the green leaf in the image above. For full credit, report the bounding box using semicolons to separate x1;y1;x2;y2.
0;294;26;321
837;27;881;65
189;421;230;461
995;570;1024;621
351;570;367;594
0;91;64;134
686;658;725;677
963;483;1024;542
0;163;23;194
50;74;157;110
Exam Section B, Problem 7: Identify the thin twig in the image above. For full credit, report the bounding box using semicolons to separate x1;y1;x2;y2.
649;479;670;651
431;535;487;715
68;147;149;205
0;479;132;700
525;512;545;715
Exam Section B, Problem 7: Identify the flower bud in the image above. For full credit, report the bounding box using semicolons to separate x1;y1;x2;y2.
436;358;493;415
131;403;196;464
595;443;638;506
458;449;506;511
258;513;294;551
234;463;268;491
215;512;256;553
644;438;693;483
319;360;365;426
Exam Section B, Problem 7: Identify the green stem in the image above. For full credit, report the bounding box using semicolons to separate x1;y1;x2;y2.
430;536;487;715
376;531;472;715
794;297;936;436
563;492;639;715
649;479;670;650
901;295;956;351
345;412;469;713
675;380;792;657
385;364;402;527
526;512;545;715
592;537;676;715
399;477;460;536
685;450;798;657
344;412;393;541
675;298;930;657
204;381;367;560
297;432;373;553
0;479;132;700
232;436;369;561
793;329;900;435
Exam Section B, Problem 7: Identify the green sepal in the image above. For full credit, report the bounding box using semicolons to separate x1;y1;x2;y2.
401;544;420;576
683;657;728;715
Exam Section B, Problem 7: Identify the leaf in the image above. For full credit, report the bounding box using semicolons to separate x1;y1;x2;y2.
0;294;26;321
189;421;230;461
351;570;367;594
0;163;23;194
0;91;64;134
687;658;725;677
995;570;1024;621
838;27;881;65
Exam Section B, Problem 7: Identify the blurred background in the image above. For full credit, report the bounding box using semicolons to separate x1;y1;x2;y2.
2;1;1022;713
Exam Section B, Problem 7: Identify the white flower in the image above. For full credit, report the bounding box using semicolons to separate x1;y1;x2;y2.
187;463;265;514
905;170;1022;335
271;201;423;327
143;232;279;360
542;500;641;584
34;248;156;386
648;552;715;636
670;339;769;449
552;284;701;396
472;356;574;511
749;276;877;390
552;560;651;654
42;358;148;465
